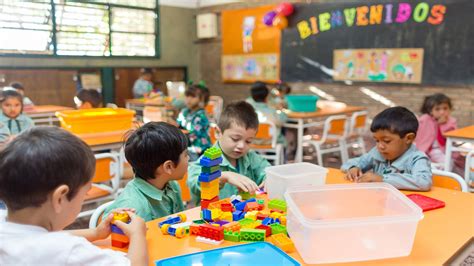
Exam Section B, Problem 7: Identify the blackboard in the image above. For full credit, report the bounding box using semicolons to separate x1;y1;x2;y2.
281;0;474;86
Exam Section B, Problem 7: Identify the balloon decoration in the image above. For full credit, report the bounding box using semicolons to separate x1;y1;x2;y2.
262;2;294;30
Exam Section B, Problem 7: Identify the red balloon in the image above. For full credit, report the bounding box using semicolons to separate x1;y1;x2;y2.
276;2;294;16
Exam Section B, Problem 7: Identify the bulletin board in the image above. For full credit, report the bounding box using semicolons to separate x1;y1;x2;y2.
221;5;281;83
333;48;424;84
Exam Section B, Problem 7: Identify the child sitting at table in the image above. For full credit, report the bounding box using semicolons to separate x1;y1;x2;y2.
187;101;271;204
342;106;432;191
74;89;103;109
104;122;188;221
0;89;34;136
176;84;212;160
0;127;148;265
9;82;35;108
133;68;154;99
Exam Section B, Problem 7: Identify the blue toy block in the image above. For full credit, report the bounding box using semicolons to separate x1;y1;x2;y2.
232;210;245;221
198;170;222;182
262;217;275;226
235;201;247;211
245;198;257;203
159;216;181;228
111;224;125;235
199;157;223;167
202;209;213;221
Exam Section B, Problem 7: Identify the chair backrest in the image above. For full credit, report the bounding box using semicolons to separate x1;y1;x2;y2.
254;121;278;148
465;150;474;187
177;172;191;203
349;111;368;135
432;168;468;192
321;115;348;142
205;96;224;121
143;106;165;123
94;153;121;193
209;122;218;145
89;200;114;229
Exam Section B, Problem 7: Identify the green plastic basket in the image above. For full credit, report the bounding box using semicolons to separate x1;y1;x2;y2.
286;95;319;112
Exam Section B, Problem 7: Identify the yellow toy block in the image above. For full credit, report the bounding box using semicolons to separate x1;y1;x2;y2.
200;178;219;189
211;209;222;220
222;221;241;232
244;210;259;220
113;212;130;223
280;216;287;225
270;212;283;219
271;233;295;253
241;220;261;229
219;211;233;221
201;185;219;200
208;198;231;210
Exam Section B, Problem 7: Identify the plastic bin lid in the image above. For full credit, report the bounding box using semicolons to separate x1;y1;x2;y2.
155;242;300;266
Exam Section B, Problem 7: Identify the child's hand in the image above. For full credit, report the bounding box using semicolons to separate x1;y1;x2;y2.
221;171;259;194
358;172;383;183
345;167;362;182
113;211;147;239
94;208;136;240
436;115;448;124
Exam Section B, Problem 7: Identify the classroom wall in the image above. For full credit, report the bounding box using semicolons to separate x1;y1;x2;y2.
195;0;474;127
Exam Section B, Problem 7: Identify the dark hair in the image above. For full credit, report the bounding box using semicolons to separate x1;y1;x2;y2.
124;122;188;180
141;68;153;75
9;82;25;91
250;81;269;102
420;93;452;114
76;89;103;108
370;106;419;137
276;82;291;95
1;89;24;111
218;101;259;132
185;84;210;105
0;127;95;211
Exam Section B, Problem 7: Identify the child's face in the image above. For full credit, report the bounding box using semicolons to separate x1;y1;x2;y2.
372;130;415;161
1;97;22;119
170;150;189;180
430;103;450;122
185;95;201;110
56;181;92;230
217;123;257;160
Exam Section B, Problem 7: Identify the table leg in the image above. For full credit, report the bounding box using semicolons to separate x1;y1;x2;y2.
444;137;453;171
295;119;304;163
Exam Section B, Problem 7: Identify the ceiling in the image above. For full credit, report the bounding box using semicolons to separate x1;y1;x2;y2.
159;0;241;8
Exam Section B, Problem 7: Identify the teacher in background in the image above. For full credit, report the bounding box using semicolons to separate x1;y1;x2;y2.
133;68;154;98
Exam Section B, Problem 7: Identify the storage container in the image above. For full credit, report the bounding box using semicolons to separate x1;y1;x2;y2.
286;94;319;112
265;162;327;200
284;183;423;264
56;108;135;134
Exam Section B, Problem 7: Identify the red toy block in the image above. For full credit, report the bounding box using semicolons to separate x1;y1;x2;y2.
270;209;284;214
256;224;272;237
201;196;219;210
111;240;128;248
244;202;259;212
111;233;129;243
256;213;269;220
199;224;224;241
221;203;233;212
190;224;201;235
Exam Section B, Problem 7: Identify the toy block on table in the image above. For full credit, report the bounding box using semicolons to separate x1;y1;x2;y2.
224;230;241;242
235;201;247;211
201;165;220;174
198;170;222;182
220;203;233;212
270;223;287;235
199;157;223;167
244;210;259;220
211;209;222;220
270;211;283;220
271;233;295;253
232;210;245;221
201;196;219;209
190;224;201;235
158;213;187;228
198;224;224;241
222;221;241;232
208;198;231;210
268;199;287;212
240;228;266;242
212;220;229;226
196;236;224;245
278;216;287;225
262;217;276;226
239;218;261;229
201;209;213;221
160;224;187;238
244;202;259;212
256;213;269;220
239;191;256;200
219;211;233;221
201;184;219;200
230;194;242;203
203;147;222;160
192;219;206;224
255;224;272;237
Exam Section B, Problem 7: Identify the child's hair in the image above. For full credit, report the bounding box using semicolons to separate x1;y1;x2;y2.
370;106;419;138
218;101;259;132
76;89;103;108
185;84;210;105
250;81;269;102
124;122;188;180
0;89;23;109
420;93;452;114
0;127;95;211
141;68;153;76
9;82;25;91
276;82;291;95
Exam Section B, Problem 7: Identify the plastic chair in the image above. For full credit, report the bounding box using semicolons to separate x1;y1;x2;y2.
177;172;191;204
346;111;368;155
465;150;474;192
143;106;166;123
205;96;224;122
209;122;218;145
303;115;349;166
432;168;468;192
250;121;284;165
78;152;121;218
89;201;114;229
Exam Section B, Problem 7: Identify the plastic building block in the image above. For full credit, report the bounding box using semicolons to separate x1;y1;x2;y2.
270;209;284;214
202;209;212;221
270;212;283;219
111;232;129;243
235;201;247;211
257;199;265;205
111;212;129;248
201;165;220;174
256;213;269;220
224;230;241;242
196;236;224;245
240;228;266;242
212;220;229;226
198;170;222;182
268;199;287;212
244;202;259;212
201;183;219;200
270;223;287;235
192;219;206;224
231;199;241;206
111;224;124;235
200;178;219;189
271;233;295;253
208;198;231;210
198;224;224;241
211;209;222;220
239;218;261;229
111;240;128;248
230;195;242;203
245;198;257;203
161;224;187;238
190;224;201;235
220;203;233;212
244;210;258;220
201;196;219;209
113;212;130;223
232;210;245;221
239;191;255;200
158;213;187;228
222;221;241;232
203;147;222;160
279;216;287;226
199;157;223;167
255;224;272;237
219;211;233;222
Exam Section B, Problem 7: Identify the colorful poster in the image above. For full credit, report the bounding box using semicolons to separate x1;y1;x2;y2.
221;6;281;83
333;48;424;84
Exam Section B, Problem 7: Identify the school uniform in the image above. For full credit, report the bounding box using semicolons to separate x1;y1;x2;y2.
341;144;432;191
0;122;10;143
0;113;34;135
176;107;211;159
187;142;271;204
104;177;184;222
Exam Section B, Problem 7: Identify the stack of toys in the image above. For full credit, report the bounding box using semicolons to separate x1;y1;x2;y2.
199;147;223;210
111;212;130;248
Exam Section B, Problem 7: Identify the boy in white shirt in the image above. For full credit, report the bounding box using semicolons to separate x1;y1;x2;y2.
0;127;148;265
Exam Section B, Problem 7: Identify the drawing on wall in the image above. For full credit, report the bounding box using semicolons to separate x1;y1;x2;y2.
242;16;255;53
333;48;424;84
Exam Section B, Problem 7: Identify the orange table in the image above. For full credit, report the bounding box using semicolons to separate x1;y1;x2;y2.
95;168;474;265
284;106;366;162
25;105;73;125
443;125;474;171
76;130;130;152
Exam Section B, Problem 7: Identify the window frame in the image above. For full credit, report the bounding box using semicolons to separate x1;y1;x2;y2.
0;0;160;58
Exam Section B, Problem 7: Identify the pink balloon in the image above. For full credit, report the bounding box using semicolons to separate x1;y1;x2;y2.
276;2;294;16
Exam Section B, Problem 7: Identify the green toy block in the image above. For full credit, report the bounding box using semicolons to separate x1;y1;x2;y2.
270;223;287;235
223;230;240;242
257;199;265;205
192;219;206;224
238;218;255;227
268;199;287;212
203;147;222;160
201;165;220;174
239;191;256;200
240;228;266;242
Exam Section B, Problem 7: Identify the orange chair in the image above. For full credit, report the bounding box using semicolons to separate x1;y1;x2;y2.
78;152;121;218
205;96;223;122
432;168;468;192
346;111;369;155
303;115;349;166
209;122;218;145
250;121;284;165
177;173;191;204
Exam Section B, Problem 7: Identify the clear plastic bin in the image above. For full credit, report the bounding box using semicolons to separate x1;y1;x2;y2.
265;163;328;200
284;183;423;264
56;108;135;134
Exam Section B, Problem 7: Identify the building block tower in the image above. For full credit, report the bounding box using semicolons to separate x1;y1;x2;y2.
199;147;223;210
